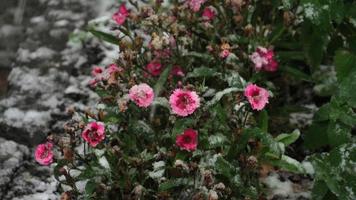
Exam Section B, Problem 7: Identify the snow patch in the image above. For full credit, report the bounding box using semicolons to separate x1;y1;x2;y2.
262;172;311;200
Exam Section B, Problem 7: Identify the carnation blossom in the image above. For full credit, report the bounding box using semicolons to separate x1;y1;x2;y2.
171;65;185;77
35;142;54;166
146;61;163;76
169;89;200;117
176;129;198;151
187;0;206;12
219;49;230;59
244;84;269;111
82;122;105;147
89;78;98;88
91;66;103;77
107;63;123;75
202;7;216;21
129;83;155;107
112;4;129;25
250;47;278;72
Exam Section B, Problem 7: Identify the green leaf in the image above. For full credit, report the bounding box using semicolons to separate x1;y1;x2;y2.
78;167;97;180
208;134;229;148
275;129;300;146
338;70;356;108
301;22;329;71
304;121;329;150
88;28;120;45
158;178;191;191
154;65;173;97
206;87;243;107
85;179;97;197
257;110;268;133
186;67;218;79
172;118;195;135
309;143;356;200
215;156;241;187
281;65;312;81
334;51;356;82
225;71;247;88
152;97;170;110
183;52;214;62
53;159;69;181
312;180;329;200
326;122;351;148
234;128;283;158
266;155;306;174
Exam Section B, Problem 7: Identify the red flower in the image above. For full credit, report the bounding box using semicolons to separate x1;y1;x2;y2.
82;122;105;147
202;7;216;21
146;61;163;76
91;66;103;77
34;142;54;166
112;4;129;25
176;129;198;151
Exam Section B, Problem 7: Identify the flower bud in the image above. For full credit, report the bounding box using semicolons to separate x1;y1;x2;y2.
213;182;226;191
59;167;67;176
244;24;254;37
246;155;258;168
132;185;144;198
63;147;74;161
202;170;214;187
208;190;219;200
60;192;71;200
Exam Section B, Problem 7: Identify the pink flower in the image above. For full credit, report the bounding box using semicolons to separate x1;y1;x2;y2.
89;79;98;87
187;0;206;12
176;129;198;151
82;122;105;147
91;66;103;77
171;65;185;77
129;83;155;108
250;47;278;72
202;7;216;21
169;89;200;117
107;63;123;75
146;61;163;76
35;142;54;166
244;84;269;111
112;4;129;25
153;49;172;59
219;49;230;59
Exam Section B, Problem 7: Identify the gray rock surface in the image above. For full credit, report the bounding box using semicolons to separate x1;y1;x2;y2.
0;0;115;199
0;137;58;200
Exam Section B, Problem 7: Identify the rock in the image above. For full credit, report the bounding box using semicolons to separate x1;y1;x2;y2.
0;0;113;198
0;137;28;197
0;137;58;200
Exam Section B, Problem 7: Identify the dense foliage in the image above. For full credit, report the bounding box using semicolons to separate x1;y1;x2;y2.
35;0;356;199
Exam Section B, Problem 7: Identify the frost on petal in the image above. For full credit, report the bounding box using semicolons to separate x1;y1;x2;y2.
169;89;200;117
202;7;216;21
35;142;54;165
244;84;269;110
176;129;198;151
81;122;106;147
146;61;163;76
250;47;278;72
129;83;155;108
112;4;129;25
187;0;206;12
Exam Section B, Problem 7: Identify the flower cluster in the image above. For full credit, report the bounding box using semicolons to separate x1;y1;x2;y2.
32;1;317;199
250;47;278;72
89;63;123;87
